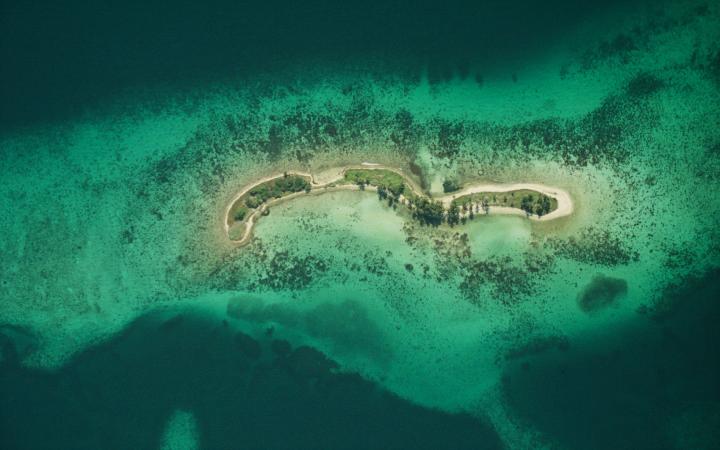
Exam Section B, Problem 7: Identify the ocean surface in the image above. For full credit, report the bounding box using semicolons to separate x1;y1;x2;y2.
1;0;719;449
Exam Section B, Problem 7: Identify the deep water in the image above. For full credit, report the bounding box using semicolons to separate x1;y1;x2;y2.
1;0;618;131
0;312;503;450
501;269;720;450
1;271;717;449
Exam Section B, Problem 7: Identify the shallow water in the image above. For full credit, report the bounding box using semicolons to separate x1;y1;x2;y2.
2;0;720;448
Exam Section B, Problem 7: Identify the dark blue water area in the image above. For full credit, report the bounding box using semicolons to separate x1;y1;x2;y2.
501;269;720;450
0;0;623;131
0;312;503;450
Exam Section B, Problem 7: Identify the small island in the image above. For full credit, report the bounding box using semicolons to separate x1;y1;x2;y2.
224;164;573;245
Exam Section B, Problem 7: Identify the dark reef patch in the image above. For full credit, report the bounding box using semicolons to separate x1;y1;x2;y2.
0;311;504;450
431;119;465;159
600;33;637;59
626;72;665;97
390;109;421;157
459;256;535;305
579;32;638;70
473;89;656;167
661;244;695;270
577;274;628;312
253;251;328;291
547;227;639;266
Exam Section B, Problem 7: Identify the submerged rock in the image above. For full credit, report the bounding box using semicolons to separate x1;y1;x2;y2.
577;274;628;312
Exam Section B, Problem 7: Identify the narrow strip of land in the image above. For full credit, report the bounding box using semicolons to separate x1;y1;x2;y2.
224;163;573;245
439;183;573;221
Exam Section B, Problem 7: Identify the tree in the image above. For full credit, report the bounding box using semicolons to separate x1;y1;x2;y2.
537;195;552;216
234;206;249;221
377;185;388;200
412;197;445;226
387;181;405;197
245;196;262;209
442;178;461;193
447;201;460;226
520;195;533;215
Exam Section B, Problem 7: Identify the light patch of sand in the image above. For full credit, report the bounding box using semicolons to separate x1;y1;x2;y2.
160;410;199;450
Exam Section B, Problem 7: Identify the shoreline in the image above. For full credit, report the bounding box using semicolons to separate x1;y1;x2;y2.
224;163;574;245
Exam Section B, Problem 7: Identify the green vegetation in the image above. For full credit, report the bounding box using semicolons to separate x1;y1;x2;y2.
405;194;445;226
453;189;558;217
233;206;249;221
447;201;461;226
245;173;311;208
344;169;405;197
442;178;461;193
229;173;311;224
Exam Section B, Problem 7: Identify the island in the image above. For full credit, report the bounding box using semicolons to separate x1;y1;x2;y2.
224;164;573;245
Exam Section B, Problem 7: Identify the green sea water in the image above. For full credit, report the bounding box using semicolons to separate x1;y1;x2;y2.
2;0;720;449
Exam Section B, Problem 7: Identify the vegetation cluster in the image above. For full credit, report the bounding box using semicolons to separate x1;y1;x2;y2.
231;173;311;223
546;227;640;266
344;169;405;196
453;190;557;218
345;169;558;227
442;178;461;193
408;195;446;226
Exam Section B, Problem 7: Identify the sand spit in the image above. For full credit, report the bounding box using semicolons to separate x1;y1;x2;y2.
224;164;574;244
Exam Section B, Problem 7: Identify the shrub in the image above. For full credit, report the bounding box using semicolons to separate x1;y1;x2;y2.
245;196;262;209
234;207;249;221
443;178;461;193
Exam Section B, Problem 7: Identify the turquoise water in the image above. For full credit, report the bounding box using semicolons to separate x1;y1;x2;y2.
2;0;720;448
